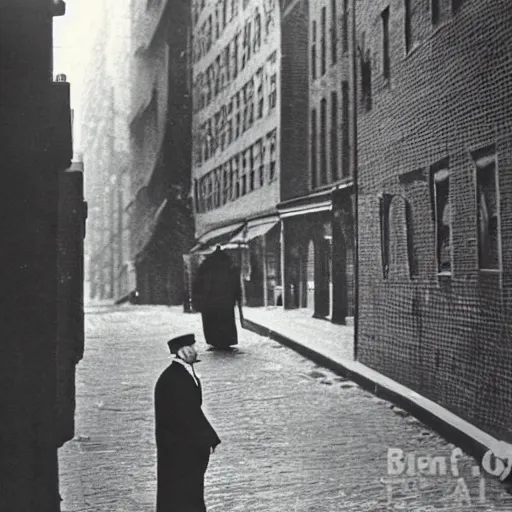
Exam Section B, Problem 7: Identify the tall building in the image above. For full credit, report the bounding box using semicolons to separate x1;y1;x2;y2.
279;0;355;324
189;0;282;307
0;1;78;509
82;0;132;301
128;0;194;305
355;0;512;441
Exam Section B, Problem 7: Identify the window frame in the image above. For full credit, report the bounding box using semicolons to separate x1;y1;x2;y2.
472;148;502;272
430;161;452;276
381;7;390;79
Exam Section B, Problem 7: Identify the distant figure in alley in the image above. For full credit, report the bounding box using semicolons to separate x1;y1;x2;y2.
193;246;243;349
154;334;221;512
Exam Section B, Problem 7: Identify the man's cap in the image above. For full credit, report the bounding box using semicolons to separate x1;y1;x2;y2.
167;334;196;354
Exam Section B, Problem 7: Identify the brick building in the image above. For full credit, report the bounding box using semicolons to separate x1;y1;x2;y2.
128;0;194;305
188;0;282;307
355;0;512;441
279;0;355;324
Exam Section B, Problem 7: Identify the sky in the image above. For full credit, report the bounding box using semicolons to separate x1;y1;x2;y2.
53;0;104;151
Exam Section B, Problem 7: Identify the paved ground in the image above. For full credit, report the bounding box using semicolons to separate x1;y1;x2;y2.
244;306;355;361
59;304;512;511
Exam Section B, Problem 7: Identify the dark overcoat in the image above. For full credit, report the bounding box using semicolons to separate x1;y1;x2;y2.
154;361;221;511
192;250;241;348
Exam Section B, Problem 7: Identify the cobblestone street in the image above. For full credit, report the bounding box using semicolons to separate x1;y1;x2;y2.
59;304;512;512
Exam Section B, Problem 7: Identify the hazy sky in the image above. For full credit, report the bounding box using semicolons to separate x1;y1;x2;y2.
53;0;105;151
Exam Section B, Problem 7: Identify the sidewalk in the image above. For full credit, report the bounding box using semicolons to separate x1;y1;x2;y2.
242;306;512;485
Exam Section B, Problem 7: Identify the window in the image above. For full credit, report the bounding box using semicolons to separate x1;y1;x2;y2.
265;0;276;35
243;79;254;132
331;0;337;65
214;55;221;96
224;45;231;83
213;112;221;154
194;179;199;212
473;147;500;270
312;21;317;80
269;74;277;111
206;65;213;105
330;91;338;182
320;97;327;185
198;178;204;213
228;159;234;200
215;3;221;39
206;119;213;160
341;81;350;177
233;154;240;198
379;193;392;279
249;145;255;192
207;15;213;51
234;92;241;139
360;43;372;110
226;99;233;145
431;161;451;274
242;21;252;69
342;0;349;54
268;130;277;181
321;7;327;75
431;0;440;24
311;108;318;189
219;106;227;151
232;34;239;79
404;0;411;53
241;150;248;195
255;139;264;187
222;163;229;205
207;174;213;211
254;9;262;53
214;168;221;208
381;7;390;79
259;138;266;186
222;0;228;28
256;67;264;119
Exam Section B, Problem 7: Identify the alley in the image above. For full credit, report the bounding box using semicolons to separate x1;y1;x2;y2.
59;304;512;512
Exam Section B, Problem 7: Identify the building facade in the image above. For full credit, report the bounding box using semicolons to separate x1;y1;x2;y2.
128;0;194;306
82;0;133;301
189;0;282;307
279;0;355;324
355;0;512;441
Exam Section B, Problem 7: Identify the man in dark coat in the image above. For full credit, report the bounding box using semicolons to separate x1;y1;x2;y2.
154;334;221;511
192;246;242;349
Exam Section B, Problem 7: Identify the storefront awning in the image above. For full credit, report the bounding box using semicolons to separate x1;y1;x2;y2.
277;181;353;218
190;223;245;253
228;217;279;244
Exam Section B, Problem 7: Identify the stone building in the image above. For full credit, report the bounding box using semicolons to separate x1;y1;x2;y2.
279;0;355;324
355;0;512;441
189;0;282;307
128;0;194;305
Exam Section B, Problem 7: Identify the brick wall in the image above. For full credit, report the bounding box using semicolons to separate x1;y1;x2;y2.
356;0;512;440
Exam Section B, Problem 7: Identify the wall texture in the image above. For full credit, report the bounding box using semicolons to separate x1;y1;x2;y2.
356;0;512;441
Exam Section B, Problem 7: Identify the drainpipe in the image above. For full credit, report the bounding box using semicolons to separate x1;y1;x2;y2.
351;0;359;360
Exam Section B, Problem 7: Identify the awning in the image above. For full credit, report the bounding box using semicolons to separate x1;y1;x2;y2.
277;181;353;218
190;223;245;253
228;217;279;244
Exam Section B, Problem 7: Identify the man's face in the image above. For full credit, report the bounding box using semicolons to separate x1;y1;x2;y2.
177;345;198;364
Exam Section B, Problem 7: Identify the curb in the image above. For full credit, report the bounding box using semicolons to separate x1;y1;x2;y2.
242;318;512;486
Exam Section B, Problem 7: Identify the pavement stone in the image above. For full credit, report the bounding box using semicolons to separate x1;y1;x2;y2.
59;304;512;512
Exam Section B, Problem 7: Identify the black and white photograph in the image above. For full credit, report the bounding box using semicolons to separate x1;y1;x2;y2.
1;0;512;510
